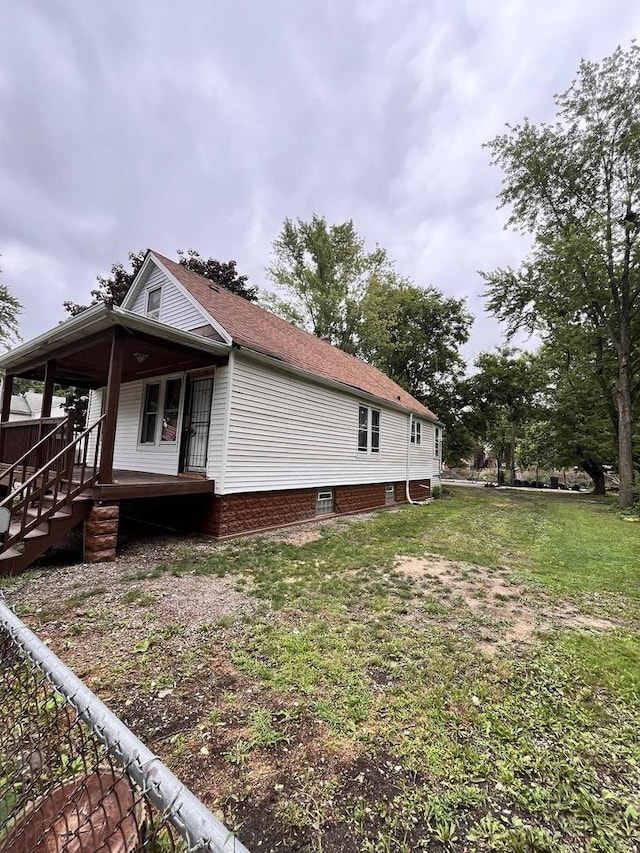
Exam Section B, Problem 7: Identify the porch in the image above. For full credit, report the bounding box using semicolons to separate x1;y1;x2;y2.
0;305;229;574
89;469;215;500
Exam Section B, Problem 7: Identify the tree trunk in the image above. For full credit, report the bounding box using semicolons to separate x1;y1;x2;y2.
616;347;634;508
510;421;516;485
583;460;606;495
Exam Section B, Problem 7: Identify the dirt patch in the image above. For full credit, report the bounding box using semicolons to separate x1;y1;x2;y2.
276;530;323;546
394;553;619;647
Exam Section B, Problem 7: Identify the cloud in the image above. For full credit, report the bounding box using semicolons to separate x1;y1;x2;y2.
0;0;639;368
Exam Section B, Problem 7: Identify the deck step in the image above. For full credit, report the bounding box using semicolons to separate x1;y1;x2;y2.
0;546;23;561
26;506;72;521
9;522;49;540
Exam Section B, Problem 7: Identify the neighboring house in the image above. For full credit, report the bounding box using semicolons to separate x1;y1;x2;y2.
0;250;442;573
3;391;67;421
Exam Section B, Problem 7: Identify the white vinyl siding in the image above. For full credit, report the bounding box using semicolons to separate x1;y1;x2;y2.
221;355;437;494
129;268;208;331
111;377;182;474
85;388;104;463
408;420;441;490
205;365;228;483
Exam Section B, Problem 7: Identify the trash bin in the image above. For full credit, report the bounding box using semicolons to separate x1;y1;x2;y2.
550;476;559;489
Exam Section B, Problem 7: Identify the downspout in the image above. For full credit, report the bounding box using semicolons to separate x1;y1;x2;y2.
406;412;416;505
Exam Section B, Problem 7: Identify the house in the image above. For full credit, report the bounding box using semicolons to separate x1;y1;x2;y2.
0;250;442;574
1;389;67;421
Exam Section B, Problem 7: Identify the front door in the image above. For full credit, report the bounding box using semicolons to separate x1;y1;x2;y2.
180;376;214;473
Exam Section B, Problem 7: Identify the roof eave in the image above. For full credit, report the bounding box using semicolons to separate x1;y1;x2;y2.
0;304;231;374
234;344;439;421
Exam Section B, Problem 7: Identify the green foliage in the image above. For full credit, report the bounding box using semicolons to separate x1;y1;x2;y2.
265;214;390;354
265;214;473;451
482;44;640;507
176;249;258;302
64;250;147;315
466;348;543;483
64;248;256;316
0;266;22;349
358;275;473;458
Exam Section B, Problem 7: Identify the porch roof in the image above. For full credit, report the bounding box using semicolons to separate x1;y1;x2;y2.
0;305;230;388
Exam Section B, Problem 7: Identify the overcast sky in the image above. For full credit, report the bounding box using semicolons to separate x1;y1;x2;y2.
1;1;639;363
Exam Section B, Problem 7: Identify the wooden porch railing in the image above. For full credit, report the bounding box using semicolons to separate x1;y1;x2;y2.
0;417;67;470
0;415;106;556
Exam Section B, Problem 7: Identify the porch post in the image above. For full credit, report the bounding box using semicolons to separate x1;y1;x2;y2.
0;373;14;463
41;360;56;418
1;373;14;423
99;328;124;484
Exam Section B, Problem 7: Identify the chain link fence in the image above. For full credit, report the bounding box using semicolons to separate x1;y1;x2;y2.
0;597;250;853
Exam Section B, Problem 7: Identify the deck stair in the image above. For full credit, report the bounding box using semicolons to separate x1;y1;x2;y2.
0;415;105;576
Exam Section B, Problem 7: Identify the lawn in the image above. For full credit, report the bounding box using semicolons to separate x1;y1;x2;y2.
3;488;640;852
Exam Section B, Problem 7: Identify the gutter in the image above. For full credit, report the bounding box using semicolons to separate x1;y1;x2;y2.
0;304;230;373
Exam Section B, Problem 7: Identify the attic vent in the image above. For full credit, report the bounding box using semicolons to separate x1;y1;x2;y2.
209;283;220;292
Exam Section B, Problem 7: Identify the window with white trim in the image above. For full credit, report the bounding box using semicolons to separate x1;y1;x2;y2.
434;426;440;457
140;377;183;445
358;405;381;453
316;490;334;515
146;287;161;320
411;420;422;445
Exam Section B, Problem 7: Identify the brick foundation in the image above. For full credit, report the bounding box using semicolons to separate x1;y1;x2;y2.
84;504;120;563
122;479;431;540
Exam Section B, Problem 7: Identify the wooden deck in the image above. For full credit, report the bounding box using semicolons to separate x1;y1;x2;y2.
88;470;215;501
0;462;214;501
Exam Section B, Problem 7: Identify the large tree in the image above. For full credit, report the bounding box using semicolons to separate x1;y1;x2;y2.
358;275;473;460
265;214;389;354
467;349;541;485
482;44;640;506
64;248;257;315
265;215;474;450
537;326;618;493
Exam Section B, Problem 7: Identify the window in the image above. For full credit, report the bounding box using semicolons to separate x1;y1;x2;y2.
385;483;395;505
140;377;183;445
140;382;160;444
358;406;369;452
371;409;380;453
316;490;334;516
357;406;381;453
161;378;182;442
146;287;161;320
434;427;440;457
411;420;422;445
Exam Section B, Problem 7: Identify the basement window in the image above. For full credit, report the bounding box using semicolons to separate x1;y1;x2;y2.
316;490;334;516
385;483;395;505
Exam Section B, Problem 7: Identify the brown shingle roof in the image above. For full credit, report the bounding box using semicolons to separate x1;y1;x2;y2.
153;252;439;422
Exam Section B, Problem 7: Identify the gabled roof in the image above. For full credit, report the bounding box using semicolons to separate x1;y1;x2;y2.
150;252;439;422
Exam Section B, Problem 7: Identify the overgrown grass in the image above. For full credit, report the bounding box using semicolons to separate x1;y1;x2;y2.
11;488;640;852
